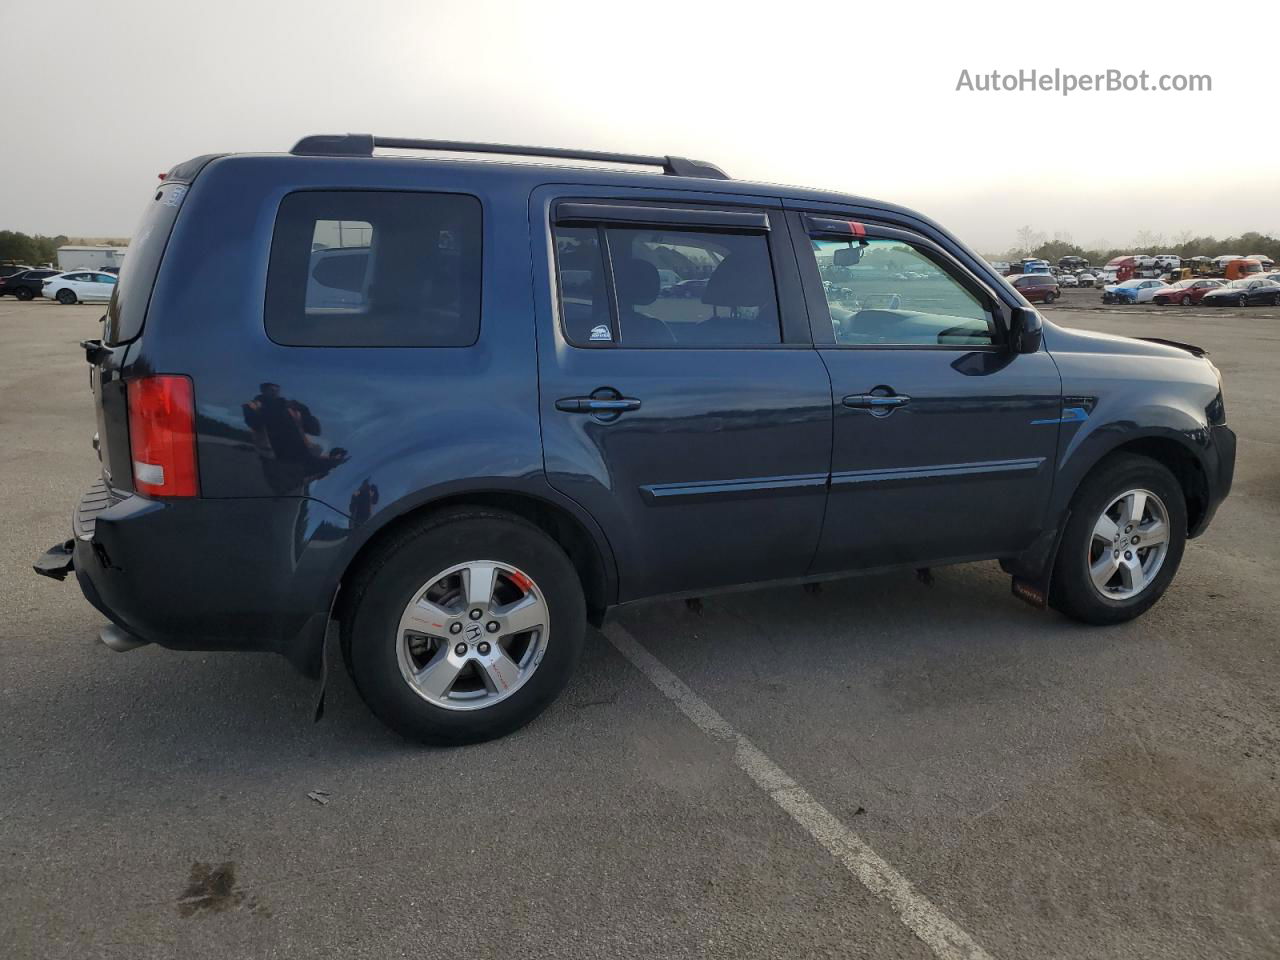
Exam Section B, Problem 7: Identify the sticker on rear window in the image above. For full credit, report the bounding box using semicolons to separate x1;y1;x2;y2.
589;324;612;342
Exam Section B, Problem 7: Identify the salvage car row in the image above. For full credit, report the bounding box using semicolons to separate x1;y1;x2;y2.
1102;274;1280;306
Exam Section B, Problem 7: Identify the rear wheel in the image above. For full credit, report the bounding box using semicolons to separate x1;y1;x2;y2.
15;287;34;301
1181;295;1193;306
1050;455;1186;625
55;288;76;305
343;509;586;745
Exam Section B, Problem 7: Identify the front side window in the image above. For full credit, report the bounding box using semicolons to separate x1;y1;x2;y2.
552;221;780;348
809;237;995;346
266;190;482;347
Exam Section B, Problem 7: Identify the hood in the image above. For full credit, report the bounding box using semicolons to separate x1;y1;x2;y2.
1043;322;1208;360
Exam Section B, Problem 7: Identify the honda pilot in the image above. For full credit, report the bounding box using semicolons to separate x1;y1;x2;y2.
36;135;1236;744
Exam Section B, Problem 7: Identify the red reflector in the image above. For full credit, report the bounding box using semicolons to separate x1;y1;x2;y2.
127;375;198;497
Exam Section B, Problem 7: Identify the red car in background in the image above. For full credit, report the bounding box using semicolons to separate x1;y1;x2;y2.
1008;272;1060;303
1152;278;1224;306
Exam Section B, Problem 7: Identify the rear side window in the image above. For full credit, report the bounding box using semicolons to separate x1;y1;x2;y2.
105;181;188;345
552;221;781;348
266;191;482;347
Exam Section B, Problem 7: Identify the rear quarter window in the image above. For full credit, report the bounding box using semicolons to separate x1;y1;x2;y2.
104;181;188;345
265;190;482;347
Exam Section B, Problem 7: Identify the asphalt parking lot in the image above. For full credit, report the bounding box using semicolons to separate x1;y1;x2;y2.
2;291;1277;959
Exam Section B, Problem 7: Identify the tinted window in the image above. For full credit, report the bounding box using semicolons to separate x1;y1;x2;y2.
553;226;612;344
266;191;482;347
552;222;780;348
105;181;187;345
809;237;995;346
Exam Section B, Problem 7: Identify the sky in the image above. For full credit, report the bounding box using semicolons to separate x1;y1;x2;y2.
2;0;1275;255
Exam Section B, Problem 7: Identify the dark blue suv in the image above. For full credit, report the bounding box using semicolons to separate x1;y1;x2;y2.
36;135;1236;744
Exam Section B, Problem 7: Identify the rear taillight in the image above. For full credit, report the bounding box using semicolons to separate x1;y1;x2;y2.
127;375;198;497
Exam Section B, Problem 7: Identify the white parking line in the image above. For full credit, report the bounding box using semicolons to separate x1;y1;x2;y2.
604;622;994;960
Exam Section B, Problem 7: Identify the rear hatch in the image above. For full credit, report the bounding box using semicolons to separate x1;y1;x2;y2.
89;178;191;497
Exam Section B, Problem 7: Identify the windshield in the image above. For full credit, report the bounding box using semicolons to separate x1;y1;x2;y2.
104;181;189;345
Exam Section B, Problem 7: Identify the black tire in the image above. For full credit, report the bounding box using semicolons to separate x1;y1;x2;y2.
15;287;34;301
1044;291;1057;303
1050;454;1187;626
342;507;586;745
55;288;76;305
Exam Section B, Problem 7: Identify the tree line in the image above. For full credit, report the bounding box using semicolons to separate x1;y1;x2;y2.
998;227;1280;267
0;230;131;266
0;231;70;266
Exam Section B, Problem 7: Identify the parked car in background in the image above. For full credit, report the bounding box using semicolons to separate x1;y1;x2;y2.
667;278;708;298
1245;254;1275;271
0;268;62;300
1242;279;1280;306
1201;278;1280;307
0;263;33;279
1074;272;1098;288
1059;273;1079;288
1134;279;1171;304
1102;278;1165;304
40;271;118;304
1009;272;1060;302
1152;279;1225;306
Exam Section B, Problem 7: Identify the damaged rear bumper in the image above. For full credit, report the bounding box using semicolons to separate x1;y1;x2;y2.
34;479;348;677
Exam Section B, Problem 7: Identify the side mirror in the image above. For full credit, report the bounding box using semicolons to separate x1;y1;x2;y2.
1010;306;1042;354
832;245;864;267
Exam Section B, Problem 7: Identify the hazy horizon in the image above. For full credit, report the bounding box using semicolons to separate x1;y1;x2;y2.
2;0;1274;255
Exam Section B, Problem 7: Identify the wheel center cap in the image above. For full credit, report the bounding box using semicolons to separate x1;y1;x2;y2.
463;621;484;644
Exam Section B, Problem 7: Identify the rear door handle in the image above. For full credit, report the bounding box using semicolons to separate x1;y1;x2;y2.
555;396;642;414
843;393;911;409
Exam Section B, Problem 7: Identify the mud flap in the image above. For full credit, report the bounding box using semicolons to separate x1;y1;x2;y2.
1011;577;1049;609
1009;509;1072;610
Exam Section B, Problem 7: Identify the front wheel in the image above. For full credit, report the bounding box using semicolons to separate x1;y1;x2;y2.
1050;454;1186;625
55;289;77;305
343;509;586;745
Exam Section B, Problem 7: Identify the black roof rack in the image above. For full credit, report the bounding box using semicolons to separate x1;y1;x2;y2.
289;134;729;180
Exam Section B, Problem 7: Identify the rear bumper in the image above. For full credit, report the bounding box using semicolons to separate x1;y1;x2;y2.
37;481;350;676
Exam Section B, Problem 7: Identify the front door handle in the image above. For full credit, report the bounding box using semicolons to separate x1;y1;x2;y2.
843;393;911;410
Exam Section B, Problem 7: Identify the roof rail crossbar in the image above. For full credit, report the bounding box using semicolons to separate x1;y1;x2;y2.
289;134;729;179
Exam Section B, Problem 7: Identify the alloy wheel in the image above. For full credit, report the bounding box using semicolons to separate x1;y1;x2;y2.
395;560;550;711
1087;488;1171;601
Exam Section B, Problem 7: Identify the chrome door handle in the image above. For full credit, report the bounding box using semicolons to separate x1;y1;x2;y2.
555;397;642;413
842;393;911;409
